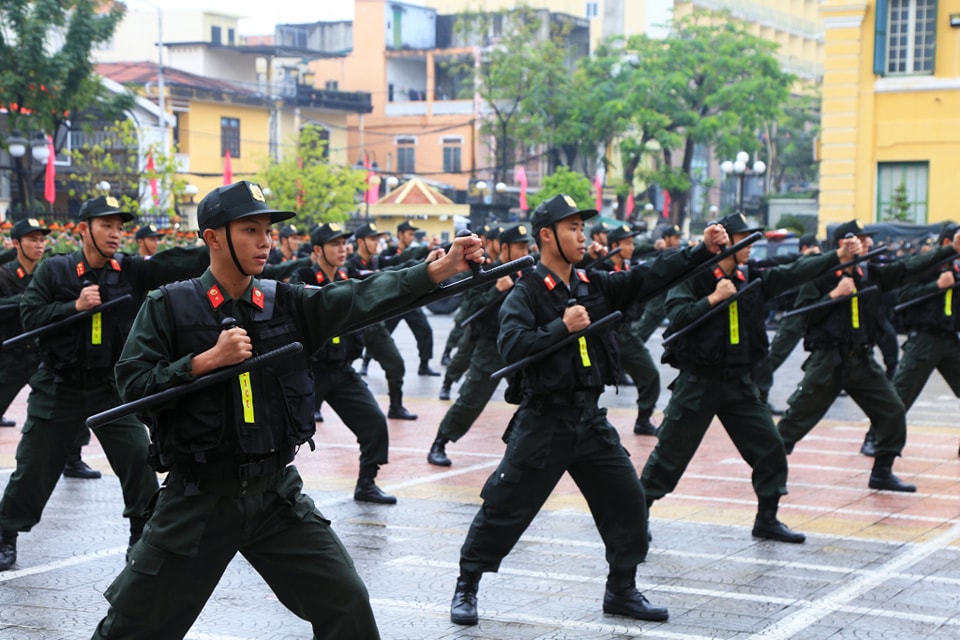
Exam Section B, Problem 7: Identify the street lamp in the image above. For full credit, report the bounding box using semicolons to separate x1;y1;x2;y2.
5;130;51;215
720;151;766;214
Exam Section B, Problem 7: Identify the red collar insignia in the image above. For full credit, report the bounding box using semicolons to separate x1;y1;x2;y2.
109;258;121;271
207;285;225;309
576;270;590;283
338;268;347;280
16;267;25;279
76;262;86;278
713;266;725;279
543;274;557;291
315;271;327;285
251;286;264;310
735;269;746;281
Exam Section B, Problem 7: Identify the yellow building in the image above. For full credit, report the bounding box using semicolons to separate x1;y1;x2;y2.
820;0;958;227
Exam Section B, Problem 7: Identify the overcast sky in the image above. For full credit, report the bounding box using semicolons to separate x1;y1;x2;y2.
126;0;358;36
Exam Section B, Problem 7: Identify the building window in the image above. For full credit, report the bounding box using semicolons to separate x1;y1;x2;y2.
441;136;462;174
876;162;928;223
396;137;416;174
228;28;235;46
585;1;599;18
221;117;240;158
325;80;339;91
211;25;222;45
880;0;937;75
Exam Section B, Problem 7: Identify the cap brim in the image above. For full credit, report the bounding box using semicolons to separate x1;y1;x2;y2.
86;210;136;223
577;208;599;221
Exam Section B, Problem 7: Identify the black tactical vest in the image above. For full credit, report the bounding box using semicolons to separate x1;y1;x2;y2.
474;265;533;343
303;266;364;363
803;266;883;351
895;260;960;334
662;264;768;369
512;266;620;395
154;279;314;465
38;254;137;374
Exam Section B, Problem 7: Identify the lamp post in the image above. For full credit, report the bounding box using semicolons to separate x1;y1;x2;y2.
5;130;51;216
720;151;765;215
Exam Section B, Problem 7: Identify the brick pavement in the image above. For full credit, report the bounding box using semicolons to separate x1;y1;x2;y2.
0;314;958;639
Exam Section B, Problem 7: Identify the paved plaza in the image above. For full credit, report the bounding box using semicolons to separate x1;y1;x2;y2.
0;313;958;639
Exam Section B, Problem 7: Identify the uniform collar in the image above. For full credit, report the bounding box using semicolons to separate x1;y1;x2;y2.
198;268;264;311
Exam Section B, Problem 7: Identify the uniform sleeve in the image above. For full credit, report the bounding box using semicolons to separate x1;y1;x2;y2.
20;259;79;331
497;283;568;365
262;256;311;281
115;290;195;405
141;246;211;291
664;278;712;330
875;245;958;291
897;279;941;303
757;251;841;300
295;261;437;351
604;242;715;311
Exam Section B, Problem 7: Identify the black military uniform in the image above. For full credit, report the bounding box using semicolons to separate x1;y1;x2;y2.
291;222;396;504
427;223;534;466
380;220;439;375
449;194;727;627
641;214;851;544
346;223;417;420
777;220;959;492
601;223;661;435
892;222;960;453
267;223;302;264
91;180;480;638
0;196;213;572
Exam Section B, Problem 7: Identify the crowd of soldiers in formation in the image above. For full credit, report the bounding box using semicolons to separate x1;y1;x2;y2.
0;188;957;635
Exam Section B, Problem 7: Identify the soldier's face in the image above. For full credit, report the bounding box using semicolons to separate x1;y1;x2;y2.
399;230;416;246
505;241;530;261
16;231;47;262
224;215;273;274
85;216;125;256
318;238;348;267
550;215;586;261
733;232;752;264
139;236;159;256
616;238;634;260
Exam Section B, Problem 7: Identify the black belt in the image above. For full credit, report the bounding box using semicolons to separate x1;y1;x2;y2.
175;449;294;482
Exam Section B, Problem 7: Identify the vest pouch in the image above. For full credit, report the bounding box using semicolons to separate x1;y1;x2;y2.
169;387;227;454
275;369;316;446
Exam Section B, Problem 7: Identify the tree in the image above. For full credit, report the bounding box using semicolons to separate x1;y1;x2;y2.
597;11;794;226
1;0;131;212
884;182;912;222
526;166;592;213
65;119;184;219
767;91;820;194
255;125;368;230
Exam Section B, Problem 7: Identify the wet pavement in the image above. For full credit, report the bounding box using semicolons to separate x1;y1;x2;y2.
0;313;958;639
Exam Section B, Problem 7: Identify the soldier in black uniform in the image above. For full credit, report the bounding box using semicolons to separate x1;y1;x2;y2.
891;222;960;455
267;223;302;264
291;222;396;504
602;223;661;435
448;194;729;627
380;220;442;375
777;220;960;492
427;223;534;466
634;225;683;344
90;180;484;639
346;223;417;419
0;195;217;572
134;224;161;258
439;225;491;367
641;214;860;544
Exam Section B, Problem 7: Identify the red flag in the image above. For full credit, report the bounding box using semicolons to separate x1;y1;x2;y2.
594;174;603;211
223;149;233;185
662;189;671;218
43;135;55;206
515;165;528;211
363;152;377;205
145;151;159;204
625;189;634;219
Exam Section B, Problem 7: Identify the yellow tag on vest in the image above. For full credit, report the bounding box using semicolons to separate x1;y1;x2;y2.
91;312;102;345
851;296;860;329
238;372;255;423
946;289;953;317
332;336;341;344
728;301;740;345
578;336;592;367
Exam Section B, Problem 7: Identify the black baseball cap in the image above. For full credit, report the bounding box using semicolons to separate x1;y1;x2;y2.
486;225;505;242
135;225;161;240
832;219;876;242
661;225;682;238
590;221;611;238
607;224;641;245
311;222;352;246
354;223;388;239
531;194;598;234
718;213;763;236
499;223;533;245
78;196;135;223
11;218;51;240
278;224;300;239
397;220;419;233
937;221;959;244
197;181;295;232
798;233;819;250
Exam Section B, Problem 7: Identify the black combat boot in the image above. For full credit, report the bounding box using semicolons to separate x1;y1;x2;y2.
312;409;324;423
387;389;417;420
354;477;397;504
438;378;453;401
450;571;481;625
602;569;669;622
860;426;876;457
0;531;17;571
63;449;101;479
752;496;805;543
0;416;14;427
428;435;452;466
418;358;441;376
633;411;657;436
869;454;916;492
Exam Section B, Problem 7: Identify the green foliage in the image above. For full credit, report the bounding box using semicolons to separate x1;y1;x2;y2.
775;214;816;235
255;125;368;230
884;182;912;222
526;166;592;212
768;91;820;192
65;120;184;218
